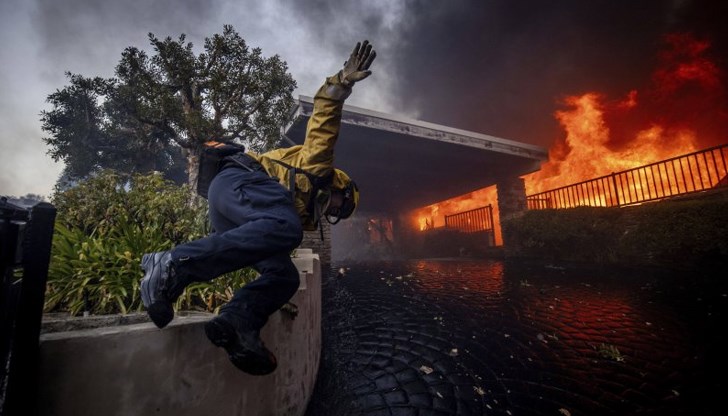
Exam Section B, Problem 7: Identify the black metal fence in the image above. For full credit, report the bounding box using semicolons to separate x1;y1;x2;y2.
527;143;728;210
445;205;494;233
444;205;496;247
1;198;56;416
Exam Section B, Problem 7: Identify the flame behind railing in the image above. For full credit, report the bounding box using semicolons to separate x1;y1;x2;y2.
527;143;728;209
445;205;494;233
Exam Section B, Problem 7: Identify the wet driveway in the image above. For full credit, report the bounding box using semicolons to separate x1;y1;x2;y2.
305;259;727;416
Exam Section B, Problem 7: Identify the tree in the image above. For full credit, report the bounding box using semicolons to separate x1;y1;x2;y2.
41;25;297;192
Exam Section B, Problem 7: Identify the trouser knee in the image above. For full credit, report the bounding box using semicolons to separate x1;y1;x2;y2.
263;259;300;297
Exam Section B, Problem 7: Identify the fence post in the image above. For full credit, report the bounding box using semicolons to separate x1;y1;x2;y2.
610;173;621;207
0;200;56;416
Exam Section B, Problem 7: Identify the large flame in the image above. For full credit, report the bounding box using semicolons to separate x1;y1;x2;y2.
524;92;699;194
412;186;501;245
411;33;726;245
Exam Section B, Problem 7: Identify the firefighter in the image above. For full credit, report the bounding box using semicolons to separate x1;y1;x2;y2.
140;40;375;375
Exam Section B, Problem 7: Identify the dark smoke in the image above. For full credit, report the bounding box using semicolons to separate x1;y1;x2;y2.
292;0;728;148
33;0;219;78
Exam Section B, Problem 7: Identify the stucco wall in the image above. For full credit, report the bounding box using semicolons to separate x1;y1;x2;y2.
37;250;321;416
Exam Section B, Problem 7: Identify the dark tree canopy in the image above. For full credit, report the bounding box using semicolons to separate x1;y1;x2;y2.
41;25;297;190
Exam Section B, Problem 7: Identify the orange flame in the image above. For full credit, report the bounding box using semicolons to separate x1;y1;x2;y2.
526;33;726;195
524;92;699;195
412;186;502;245
411;33;726;245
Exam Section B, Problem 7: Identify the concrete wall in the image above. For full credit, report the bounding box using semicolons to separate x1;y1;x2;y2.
37;250;321;416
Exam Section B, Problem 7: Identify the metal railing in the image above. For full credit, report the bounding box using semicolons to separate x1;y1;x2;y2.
527;143;728;210
1;198;56;416
445;205;494;233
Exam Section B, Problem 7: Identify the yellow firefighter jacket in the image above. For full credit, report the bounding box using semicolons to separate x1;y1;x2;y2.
247;73;352;231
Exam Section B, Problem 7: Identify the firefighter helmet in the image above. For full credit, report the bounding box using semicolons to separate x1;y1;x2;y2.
326;168;359;223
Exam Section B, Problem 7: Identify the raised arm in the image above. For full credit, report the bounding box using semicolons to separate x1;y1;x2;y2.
297;40;376;178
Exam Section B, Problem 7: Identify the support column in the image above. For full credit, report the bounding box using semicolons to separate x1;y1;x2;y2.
496;177;527;247
300;222;331;274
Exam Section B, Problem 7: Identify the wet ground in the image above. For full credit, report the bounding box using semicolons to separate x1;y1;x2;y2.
305;259;728;416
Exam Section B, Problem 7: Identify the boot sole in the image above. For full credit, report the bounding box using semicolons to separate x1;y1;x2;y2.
204;319;277;376
147;301;174;329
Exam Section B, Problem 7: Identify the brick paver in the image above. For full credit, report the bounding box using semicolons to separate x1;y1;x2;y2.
306;260;727;415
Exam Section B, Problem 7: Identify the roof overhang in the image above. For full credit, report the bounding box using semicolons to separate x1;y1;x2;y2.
282;96;548;213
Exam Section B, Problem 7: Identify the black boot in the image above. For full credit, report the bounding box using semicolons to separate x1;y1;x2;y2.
140;251;187;328
204;313;277;375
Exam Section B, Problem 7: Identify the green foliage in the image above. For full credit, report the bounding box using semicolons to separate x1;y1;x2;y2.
503;207;622;263
52;170;202;241
46;171;254;316
620;196;728;264
41;74;117;179
176;269;257;314
41;25;296;187
503;195;728;268
45;221;166;315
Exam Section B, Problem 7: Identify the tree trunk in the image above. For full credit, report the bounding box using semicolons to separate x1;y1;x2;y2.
186;148;201;202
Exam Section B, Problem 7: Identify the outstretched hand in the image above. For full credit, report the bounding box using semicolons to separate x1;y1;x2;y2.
341;40;376;86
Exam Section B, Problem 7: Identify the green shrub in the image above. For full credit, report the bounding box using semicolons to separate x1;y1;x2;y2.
46;170;256;316
503;207;622;263
176;269;256;314
619;196;728;265
52;170;202;242
503;194;728;268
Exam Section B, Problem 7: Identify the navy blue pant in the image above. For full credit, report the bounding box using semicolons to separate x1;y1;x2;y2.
171;165;303;331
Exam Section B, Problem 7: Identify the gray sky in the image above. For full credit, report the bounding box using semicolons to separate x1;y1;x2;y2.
2;0;726;197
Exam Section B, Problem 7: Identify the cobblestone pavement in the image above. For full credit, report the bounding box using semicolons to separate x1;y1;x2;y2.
305;259;728;416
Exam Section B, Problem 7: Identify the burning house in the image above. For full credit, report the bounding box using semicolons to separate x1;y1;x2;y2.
284;30;728;263
282;98;548;261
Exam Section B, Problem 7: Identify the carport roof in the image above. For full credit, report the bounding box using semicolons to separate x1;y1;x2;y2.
282;96;548;213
